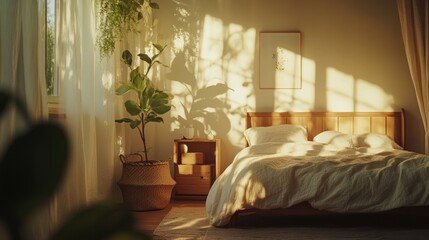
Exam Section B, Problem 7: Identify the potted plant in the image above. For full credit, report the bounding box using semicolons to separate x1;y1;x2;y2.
115;44;176;211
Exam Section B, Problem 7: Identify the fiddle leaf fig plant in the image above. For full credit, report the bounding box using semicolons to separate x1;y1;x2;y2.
115;44;171;161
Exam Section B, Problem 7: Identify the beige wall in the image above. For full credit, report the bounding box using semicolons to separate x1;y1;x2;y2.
145;0;424;171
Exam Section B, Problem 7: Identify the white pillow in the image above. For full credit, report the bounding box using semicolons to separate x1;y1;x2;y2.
352;133;403;149
244;124;308;146
313;131;354;149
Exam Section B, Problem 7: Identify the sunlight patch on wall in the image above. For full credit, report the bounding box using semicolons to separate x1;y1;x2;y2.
326;67;355;111
200;15;224;85
327;67;394;111
274;56;316;111
200;15;256;147
224;25;256;146
355;79;394;111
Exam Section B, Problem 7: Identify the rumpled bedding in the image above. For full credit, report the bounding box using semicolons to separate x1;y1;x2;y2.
205;141;429;226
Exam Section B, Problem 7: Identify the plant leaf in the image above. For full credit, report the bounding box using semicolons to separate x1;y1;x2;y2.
0;91;12;119
130;67;140;83
50;201;150;240
115;118;133;123
152;104;171;115
0;90;32;123
0;122;69;222
124;100;141;116
152;60;169;68
132;73;146;91
137;53;151;65
146;115;163;123
140;84;155;109
153;43;164;52
122;50;133;67
115;84;134;95
130;119;142;129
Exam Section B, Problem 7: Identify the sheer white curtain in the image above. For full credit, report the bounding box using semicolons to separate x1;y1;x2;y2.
54;0;120;226
51;0;154;236
397;0;429;154
1;0;154;238
0;0;47;154
0;0;50;239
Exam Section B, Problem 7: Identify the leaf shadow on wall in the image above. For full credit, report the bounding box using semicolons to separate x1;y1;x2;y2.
166;51;232;139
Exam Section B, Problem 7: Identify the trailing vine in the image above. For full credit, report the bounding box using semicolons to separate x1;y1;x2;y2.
96;0;159;58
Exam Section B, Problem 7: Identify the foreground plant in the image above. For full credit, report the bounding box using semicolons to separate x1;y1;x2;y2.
0;90;150;240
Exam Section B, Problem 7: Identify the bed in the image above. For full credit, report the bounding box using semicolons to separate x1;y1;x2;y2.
205;110;429;227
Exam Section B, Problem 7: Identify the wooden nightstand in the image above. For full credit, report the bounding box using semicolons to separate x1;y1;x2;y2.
173;138;221;200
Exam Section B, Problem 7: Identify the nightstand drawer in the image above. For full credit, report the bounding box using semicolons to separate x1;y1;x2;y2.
174;164;213;196
181;152;204;164
175;175;211;185
174;164;213;176
175;182;211;195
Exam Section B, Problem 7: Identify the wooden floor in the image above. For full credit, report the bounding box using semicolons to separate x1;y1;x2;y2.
133;200;205;236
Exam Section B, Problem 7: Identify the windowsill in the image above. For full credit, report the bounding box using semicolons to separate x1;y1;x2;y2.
48;102;65;120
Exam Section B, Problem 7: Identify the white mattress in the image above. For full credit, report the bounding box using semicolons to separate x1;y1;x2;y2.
205;141;429;226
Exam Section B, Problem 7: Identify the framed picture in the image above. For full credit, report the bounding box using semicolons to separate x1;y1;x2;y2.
259;32;302;89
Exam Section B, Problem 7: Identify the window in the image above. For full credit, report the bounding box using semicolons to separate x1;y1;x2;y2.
46;0;58;99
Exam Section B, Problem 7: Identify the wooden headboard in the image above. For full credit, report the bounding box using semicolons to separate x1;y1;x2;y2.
246;110;405;148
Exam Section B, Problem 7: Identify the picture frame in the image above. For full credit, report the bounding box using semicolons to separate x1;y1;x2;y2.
259;31;302;89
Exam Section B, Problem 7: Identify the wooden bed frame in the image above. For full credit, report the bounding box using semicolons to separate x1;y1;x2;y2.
246;110;405;148
229;110;429;226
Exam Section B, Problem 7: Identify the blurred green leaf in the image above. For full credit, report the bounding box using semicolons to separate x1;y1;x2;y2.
0;91;12;118
50;201;150;240
0;90;32;123
0;122;69;222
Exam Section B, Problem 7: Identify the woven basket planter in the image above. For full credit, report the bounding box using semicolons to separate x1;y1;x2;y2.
118;156;176;211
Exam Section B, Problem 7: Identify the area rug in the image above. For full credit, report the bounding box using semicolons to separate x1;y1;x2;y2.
152;207;429;240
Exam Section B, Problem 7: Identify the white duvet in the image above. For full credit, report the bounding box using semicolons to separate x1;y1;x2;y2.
205;141;429;226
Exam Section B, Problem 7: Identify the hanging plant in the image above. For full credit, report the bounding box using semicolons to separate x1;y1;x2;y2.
96;0;160;58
